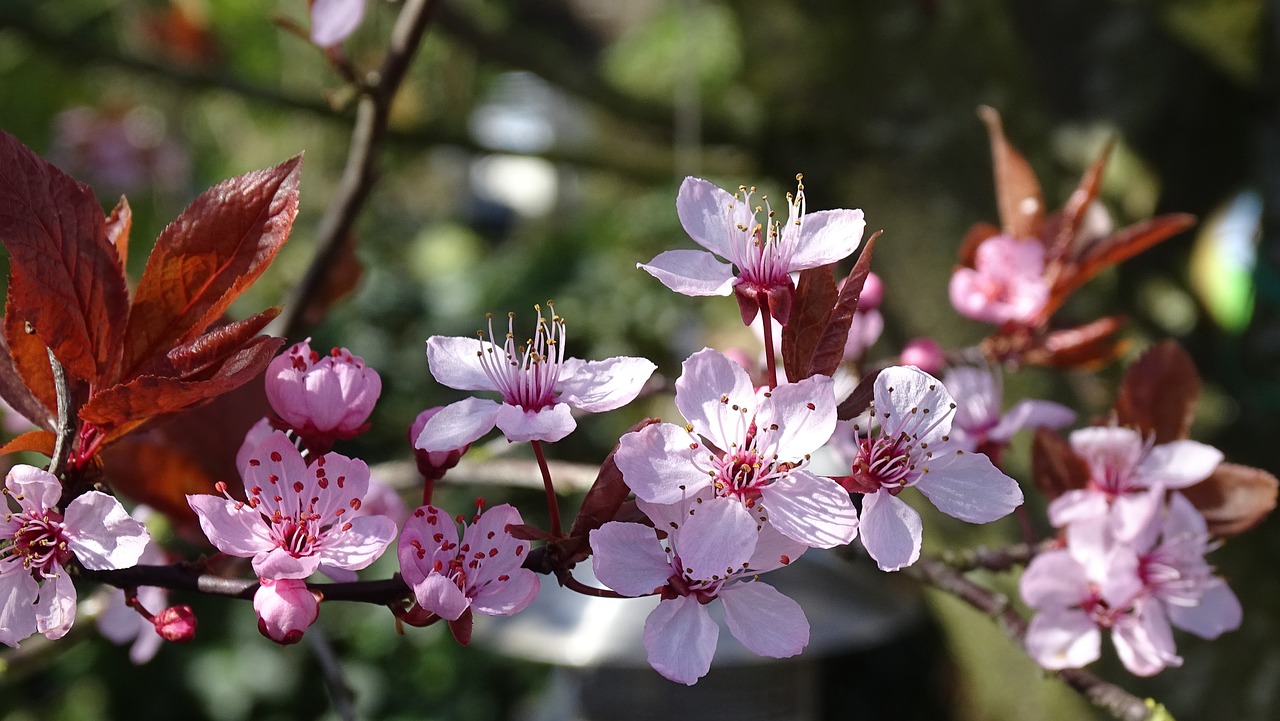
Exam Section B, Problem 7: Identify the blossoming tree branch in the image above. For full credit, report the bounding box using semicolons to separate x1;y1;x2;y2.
0;5;1276;721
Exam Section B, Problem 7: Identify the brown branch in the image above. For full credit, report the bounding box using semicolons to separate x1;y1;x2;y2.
935;540;1057;573
80;564;414;605
45;348;73;478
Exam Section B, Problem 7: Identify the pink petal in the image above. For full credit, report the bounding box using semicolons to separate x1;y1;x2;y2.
412;573;471;622
1138;440;1223;489
35;571;76;640
493;401;576;443
616;423;708;505
64;492;151;570
720;581;809;658
306;451;371;523
913;450;1023;523
253;546;322;580
254;578;319;645
643;595;719;685
1167;581;1241;639
638;250;736;296
317;514;397;571
241;432;309;516
1047;489;1108;528
677;498;756;582
590;522;673;596
1025;609;1100;670
5;465;60;512
310;0;366;47
235;418;274;475
426;336;501;392
1112;600;1181;676
675;176;749;258
1020;549;1089;610
787;208;865;269
465;504;532;586
398;505;460;585
415;397;501;451
858;490;922;571
873;366;955;444
675;349;756;449
0;570;39;647
187;494;272;558
471;569;540;617
746;521;809;573
556;356;656;413
987;399;1076;443
756;374;836;459
760;470;858;548
976;235;1046;275
1111;489;1164;545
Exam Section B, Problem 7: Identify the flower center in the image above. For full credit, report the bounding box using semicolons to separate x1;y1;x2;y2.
476;304;566;412
728;177;807;290
3;509;72;577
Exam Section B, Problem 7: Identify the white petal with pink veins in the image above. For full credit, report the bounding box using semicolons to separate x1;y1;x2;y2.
676;499;756;582
5;465;61;512
465;505;531;587
1138;440;1223;489
675;349;756;449
590;522;672;597
675;176;751;259
1020;549;1088;610
64;491;150;570
638;250;737;297
1167;581;1241;640
873;366;956;445
254;546;322;581
187;495;272;557
756;375;836;459
914;451;1022;524
1025;609;1100;670
425;335;503;392
859;490;922;571
760;470;858;548
318;515;397;571
557;356;656;413
746;522;809;573
643;595;718;685
616;423;709;505
411;573;471;622
721;581;809;658
307;452;370;523
494;402;576;443
787;208;865;270
35;571;76;640
416;397;501;451
242;432;310;517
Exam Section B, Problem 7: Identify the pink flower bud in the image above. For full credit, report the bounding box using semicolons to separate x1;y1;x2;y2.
410;407;468;482
152;605;197;643
265;339;381;448
856;272;884;310
900;337;945;375
253;579;320;646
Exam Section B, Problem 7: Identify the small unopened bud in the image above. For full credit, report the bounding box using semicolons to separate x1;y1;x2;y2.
855;272;884;311
900;337;945;376
152;605;197;643
411;407;469;482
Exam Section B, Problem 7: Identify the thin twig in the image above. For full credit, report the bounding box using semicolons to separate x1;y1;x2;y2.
934;540;1056;573
45;348;73;478
308;626;359;721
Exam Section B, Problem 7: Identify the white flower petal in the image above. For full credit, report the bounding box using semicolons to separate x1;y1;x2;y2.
643;595;718;685
756;374;836;459
760;471;858;548
720;581;809;658
416;397;501;451
913;451;1022;524
64;492;151;570
616;423;710;504
590;522;673;597
638;250;737;297
858;490;922;571
557;356;656;413
787;208;865;270
426;335;502;392
675;176;750;258
1025;609;1100;670
675;348;756;449
494;402;576;443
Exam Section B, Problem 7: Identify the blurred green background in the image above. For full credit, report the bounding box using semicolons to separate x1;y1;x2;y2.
2;0;1279;719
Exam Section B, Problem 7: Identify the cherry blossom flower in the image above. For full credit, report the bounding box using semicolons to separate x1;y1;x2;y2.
1022;494;1239;676
265;339;382;450
254;578;320;645
310;0;366;47
1046;425;1222;541
0;465;150;647
590;498;809;685
616;348;858;549
398;503;540;625
187;431;398;581
415;304;655;451
943;364;1075;453
834;366;1023;571
639;176;865;325
949;234;1049;324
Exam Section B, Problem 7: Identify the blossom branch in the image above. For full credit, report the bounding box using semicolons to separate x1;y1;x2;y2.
45;348;73;479
934;540;1055;574
80;565;414;605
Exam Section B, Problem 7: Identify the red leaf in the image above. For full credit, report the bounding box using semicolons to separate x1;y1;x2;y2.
807;231;880;379
81;336;283;437
1052;138;1114;255
1022;316;1128;369
836;368;881;421
156;307;282;380
0;131;130;382
121;155;301;378
1056;214;1196;301
978;106;1043;240
1115;341;1201;444
1031;427;1090;500
1182;463;1278;537
0;429;54;458
3;286;56;427
781;264;838;383
105;196;132;268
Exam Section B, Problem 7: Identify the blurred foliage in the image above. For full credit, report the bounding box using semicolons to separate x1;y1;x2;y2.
2;0;1280;719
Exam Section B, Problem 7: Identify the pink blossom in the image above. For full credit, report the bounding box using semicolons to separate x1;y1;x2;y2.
590;498;809;685
254;578;320;645
310;0;366;47
1047;425;1222;541
834;366;1023;571
943;365;1075;452
616;348;858;550
265;339;382;449
398;503;540;622
0;465;150;647
949;234;1049;324
899;337;944;375
187;431;398;581
97;521;169;663
640;176;865;325
416;305;655;451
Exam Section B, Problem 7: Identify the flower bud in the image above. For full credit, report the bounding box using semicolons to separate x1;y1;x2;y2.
265;339;381;449
900;337;945;376
411;407;468;482
856;272;884;311
254;578;320;646
152;605;198;643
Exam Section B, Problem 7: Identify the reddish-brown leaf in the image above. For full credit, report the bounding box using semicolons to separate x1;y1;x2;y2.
3;287;56;426
1115;341;1200;443
81;336;283;437
121;155;301;378
1181;463;1278;537
808;231;880;379
0;429;54;458
781;264;838;383
957;222;1000;268
0;131;130;383
1031;427;1090;499
978;106;1043;240
1053;138;1114;254
1057;214;1196;301
836;368;881;421
105;196;132;269
156;307;282;380
569;418;659;545
1023;316;1128;369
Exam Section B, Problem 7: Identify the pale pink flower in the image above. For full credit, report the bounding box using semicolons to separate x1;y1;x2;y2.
590;498;809;685
0;465;150;647
949;234;1049;324
187;431;398;581
310;0;366;47
1047;425;1222;541
616;348;858;549
254;578;320;645
97;519;168;664
265;339;382;448
416;305;655;451
398;503;540;622
943;365;1075;453
640;176;865;325
834;366;1023;571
